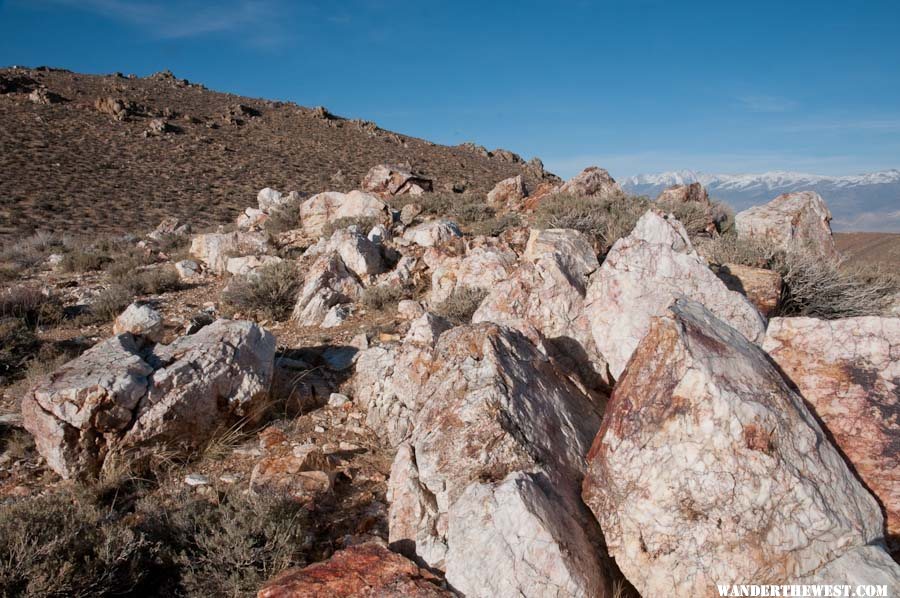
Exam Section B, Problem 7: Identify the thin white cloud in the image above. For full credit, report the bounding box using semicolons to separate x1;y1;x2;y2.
32;0;289;45
736;94;798;113
775;119;900;133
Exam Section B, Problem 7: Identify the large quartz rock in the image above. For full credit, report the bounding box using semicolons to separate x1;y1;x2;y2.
401;220;462;248
113;303;164;343
486;175;527;207
582;299;892;597
523;228;599;281
386;323;605;588
764;316;900;548
189;230;269;275
655;181;710;205
584;210;766;378
257;541;452;598
446;471;610;598
354;312;450;446
304;228;383;280
361;164;433;197
291;252;363;326
298;190;389;238
557;166;622;199
473;251;610;389
735;191;837;258
22;320;275;479
427;244;517;305
225;255;282;277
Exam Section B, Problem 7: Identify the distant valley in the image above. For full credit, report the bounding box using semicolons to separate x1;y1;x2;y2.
622;169;900;232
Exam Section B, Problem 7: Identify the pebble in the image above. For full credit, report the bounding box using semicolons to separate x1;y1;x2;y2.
184;473;210;486
328;393;350;408
219;473;239;484
314;425;326;434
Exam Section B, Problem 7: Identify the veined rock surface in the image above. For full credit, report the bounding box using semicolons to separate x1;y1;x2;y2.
582;299;890;597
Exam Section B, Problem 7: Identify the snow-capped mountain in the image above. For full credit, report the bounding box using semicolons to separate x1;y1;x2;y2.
622;169;900;232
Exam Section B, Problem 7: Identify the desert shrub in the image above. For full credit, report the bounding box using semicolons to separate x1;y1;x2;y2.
139;490;310;597
695;233;776;268
389;191;455;216
0;231;67;269
534;193;651;254
468;212;522;237
362;284;404;311
434;285;488;324
0;317;39;376
698;234;899;318
774;250;898;318
0;285;63;327
60;249;111;273
107;265;181;296
0;491;159;597
321;215;380;238
221;261;301;320
87;285;132;323
153;232;191;256
0;265;18;283
449;201;495;225
264;202;302;235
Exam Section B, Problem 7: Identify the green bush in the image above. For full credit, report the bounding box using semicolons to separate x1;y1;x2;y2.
0;317;39;376
221;261;301;320
60;250;111;273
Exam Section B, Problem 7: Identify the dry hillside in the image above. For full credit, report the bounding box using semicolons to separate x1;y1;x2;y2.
0;66;553;238
834;232;900;275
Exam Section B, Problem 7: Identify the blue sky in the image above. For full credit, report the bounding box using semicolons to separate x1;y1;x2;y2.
2;0;899;179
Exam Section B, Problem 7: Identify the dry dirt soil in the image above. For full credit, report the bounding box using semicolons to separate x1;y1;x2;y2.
834;232;900;276
1;66;550;239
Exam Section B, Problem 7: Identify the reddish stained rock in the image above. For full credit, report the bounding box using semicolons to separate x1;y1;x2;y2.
257;541;452;597
582;299;888;596
715;263;783;317
361;164;433;198
656;181;710;205
763;316;900;548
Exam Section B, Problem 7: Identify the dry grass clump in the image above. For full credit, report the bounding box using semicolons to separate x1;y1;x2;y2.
60;249;112;273
699;234;899;318
0;491;159;597
85;285;133;323
776;250;898;318
0;285;63;327
389;191;455;216
0;317;39;377
0;231;68;270
534;194;651;254
321;215;380;238
434;285;488;324
696;234;776;269
107;264;181;296
221;261;301;320
0;486;311;597
264;202;303;235
361;284;404;311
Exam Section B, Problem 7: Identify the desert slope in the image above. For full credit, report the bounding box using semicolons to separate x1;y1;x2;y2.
0;67;551;238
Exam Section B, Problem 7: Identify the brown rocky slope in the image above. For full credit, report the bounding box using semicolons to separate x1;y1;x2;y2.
0;66;553;238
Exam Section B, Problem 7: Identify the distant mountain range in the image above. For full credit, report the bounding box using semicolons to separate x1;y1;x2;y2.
621;169;900;232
